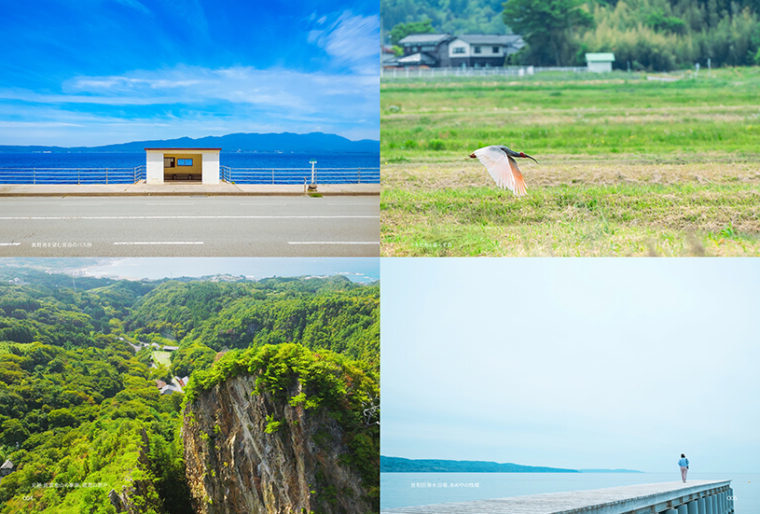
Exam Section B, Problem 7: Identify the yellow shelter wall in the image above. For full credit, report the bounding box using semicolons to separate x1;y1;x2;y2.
163;153;203;178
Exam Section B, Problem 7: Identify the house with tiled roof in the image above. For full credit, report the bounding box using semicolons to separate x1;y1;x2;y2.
392;33;524;68
448;34;525;67
397;33;455;67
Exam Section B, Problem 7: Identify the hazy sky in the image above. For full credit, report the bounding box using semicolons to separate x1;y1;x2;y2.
1;257;379;283
381;258;760;473
0;0;379;146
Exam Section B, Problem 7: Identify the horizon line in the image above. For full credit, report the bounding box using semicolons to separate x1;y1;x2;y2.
0;130;381;150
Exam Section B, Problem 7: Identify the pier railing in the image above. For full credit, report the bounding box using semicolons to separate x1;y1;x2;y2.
0;165;379;185
220;166;380;184
0;165;146;184
383;480;734;514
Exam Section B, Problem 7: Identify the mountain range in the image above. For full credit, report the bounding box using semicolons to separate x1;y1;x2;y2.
0;132;379;154
381;456;641;473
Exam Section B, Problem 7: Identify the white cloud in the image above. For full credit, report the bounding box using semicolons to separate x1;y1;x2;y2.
113;0;151;15
42;65;377;111
307;11;380;75
0;63;379;145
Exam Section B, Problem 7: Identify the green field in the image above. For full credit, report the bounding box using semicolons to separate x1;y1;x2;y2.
152;349;172;367
381;68;760;256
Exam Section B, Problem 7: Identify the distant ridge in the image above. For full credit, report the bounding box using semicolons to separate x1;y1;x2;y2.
381;456;578;473
0;132;379;154
381;457;642;473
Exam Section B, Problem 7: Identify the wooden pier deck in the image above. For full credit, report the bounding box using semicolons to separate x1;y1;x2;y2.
382;480;733;514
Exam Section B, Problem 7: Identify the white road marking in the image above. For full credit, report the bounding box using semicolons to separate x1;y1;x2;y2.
0;242;21;246
113;241;205;246
288;241;379;245
0;215;378;220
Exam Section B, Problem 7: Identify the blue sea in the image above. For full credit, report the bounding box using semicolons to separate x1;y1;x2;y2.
381;472;759;512
0;151;379;184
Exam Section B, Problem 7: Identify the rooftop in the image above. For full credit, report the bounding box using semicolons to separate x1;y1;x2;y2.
144;148;222;151
586;52;616;62
397;53;438;66
398;33;452;45
456;34;523;46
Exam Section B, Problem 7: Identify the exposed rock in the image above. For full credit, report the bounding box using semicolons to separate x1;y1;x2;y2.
183;372;375;513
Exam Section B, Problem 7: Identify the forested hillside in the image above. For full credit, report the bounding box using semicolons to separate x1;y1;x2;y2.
0;270;378;512
382;0;510;34
382;0;760;69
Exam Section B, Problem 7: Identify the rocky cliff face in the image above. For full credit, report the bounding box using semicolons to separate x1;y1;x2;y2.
182;372;375;513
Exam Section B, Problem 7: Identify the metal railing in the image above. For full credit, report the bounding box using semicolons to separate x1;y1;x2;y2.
220;166;379;184
381;65;587;79
0;165;146;184
0;165;379;185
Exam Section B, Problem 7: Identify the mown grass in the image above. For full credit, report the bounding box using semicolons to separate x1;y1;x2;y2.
381;67;760;256
152;349;172;367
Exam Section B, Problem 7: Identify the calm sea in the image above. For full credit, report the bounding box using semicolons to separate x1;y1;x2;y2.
381;472;759;512
0;151;378;169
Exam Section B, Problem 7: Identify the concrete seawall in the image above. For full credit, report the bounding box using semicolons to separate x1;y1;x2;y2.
382;480;733;514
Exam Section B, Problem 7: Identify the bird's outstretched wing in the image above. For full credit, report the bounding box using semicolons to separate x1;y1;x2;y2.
507;155;527;196
471;145;527;196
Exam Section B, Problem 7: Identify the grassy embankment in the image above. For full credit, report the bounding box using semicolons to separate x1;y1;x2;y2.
381;68;760;256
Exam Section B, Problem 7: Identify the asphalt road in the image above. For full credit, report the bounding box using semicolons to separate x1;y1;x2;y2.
0;196;379;256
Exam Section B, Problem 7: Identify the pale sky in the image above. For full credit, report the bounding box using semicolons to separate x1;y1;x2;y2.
381;258;760;473
1;257;379;283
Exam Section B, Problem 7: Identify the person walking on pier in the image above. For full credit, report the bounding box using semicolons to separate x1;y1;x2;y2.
678;454;689;482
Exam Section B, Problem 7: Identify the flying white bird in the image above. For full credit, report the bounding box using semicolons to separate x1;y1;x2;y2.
469;145;538;197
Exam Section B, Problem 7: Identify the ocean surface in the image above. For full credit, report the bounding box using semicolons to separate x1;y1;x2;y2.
381;472;759;512
0;151;379;184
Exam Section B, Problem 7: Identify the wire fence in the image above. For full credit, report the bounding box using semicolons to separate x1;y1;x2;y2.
381;66;587;80
0;166;146;184
220;166;380;184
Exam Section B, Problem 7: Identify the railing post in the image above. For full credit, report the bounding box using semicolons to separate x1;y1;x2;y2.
33;168;36;184
271;169;274;184
357;168;361;184
77;169;80;185
105;168;109;184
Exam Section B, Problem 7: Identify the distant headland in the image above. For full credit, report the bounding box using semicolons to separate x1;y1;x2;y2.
381;456;641;473
0;132;379;154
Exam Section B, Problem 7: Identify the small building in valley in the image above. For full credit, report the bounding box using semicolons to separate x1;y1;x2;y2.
585;53;615;73
144;148;221;185
0;460;13;477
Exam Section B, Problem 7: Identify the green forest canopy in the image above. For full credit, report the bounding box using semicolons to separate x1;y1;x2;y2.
382;0;760;69
0;270;378;513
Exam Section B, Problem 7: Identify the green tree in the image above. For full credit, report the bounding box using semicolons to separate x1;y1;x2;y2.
503;0;594;65
1;418;29;445
48;407;78;428
389;19;435;45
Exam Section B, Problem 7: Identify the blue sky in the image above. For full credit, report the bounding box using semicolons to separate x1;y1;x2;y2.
381;258;760;473
0;0;379;146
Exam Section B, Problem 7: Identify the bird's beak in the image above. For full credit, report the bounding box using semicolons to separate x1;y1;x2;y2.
524;154;538;163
